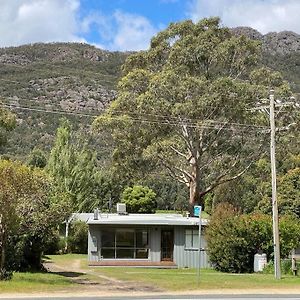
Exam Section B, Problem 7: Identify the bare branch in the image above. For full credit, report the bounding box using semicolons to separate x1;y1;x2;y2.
199;161;253;198
156;154;191;185
169;145;189;160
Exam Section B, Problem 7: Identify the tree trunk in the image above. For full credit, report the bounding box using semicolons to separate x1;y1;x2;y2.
189;179;205;216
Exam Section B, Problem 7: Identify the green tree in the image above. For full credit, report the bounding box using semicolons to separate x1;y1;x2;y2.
67;221;88;254
121;185;157;213
47;119;99;212
0;106;16;153
0;160;64;278
27;148;47;169
95;18;288;209
278;168;300;217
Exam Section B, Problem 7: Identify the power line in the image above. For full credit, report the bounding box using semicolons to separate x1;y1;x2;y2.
0;103;268;133
0;96;269;130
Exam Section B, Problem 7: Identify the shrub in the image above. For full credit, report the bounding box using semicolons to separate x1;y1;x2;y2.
121;185;157;213
263;259;300;275
206;203;300;273
67;221;88;254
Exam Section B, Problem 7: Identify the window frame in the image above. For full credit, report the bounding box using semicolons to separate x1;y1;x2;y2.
185;229;199;250
100;228;149;259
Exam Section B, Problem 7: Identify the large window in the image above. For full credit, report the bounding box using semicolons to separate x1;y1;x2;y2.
185;229;199;249
101;228;149;259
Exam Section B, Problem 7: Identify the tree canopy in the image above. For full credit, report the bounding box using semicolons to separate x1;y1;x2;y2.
95;17;289;208
47;119;99;212
0;106;16;152
0;159;64;278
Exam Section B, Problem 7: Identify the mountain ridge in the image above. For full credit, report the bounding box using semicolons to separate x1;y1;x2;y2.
0;28;299;159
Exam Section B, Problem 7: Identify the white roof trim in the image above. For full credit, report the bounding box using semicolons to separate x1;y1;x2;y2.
87;213;208;226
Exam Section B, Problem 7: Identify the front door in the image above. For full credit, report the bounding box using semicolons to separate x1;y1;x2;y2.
161;229;174;261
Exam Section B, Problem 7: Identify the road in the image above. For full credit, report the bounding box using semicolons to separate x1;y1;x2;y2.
2;295;300;300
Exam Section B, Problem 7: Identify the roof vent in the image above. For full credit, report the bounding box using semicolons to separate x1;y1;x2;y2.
117;203;127;215
94;208;99;220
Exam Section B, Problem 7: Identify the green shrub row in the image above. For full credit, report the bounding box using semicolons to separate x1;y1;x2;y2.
207;203;300;273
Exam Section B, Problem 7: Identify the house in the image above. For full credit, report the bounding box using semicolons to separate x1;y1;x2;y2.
87;206;209;268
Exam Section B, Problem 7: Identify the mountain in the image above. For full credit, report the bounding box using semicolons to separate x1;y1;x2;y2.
0;43;129;158
231;27;300;92
0;28;299;159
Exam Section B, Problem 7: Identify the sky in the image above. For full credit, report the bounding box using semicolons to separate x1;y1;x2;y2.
0;0;299;51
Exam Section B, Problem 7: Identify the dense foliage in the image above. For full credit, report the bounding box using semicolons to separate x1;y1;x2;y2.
67;221;88;254
207;203;300;273
0;160;65;278
121;185;157;213
95;17;290;210
47;119;99;212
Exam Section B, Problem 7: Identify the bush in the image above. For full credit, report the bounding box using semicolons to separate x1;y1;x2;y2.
43;231;61;255
67;221;88;254
206;203;300;273
263;259;300;275
121;185;157;213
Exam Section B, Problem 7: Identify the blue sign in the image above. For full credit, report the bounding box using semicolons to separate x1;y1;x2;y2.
194;205;202;217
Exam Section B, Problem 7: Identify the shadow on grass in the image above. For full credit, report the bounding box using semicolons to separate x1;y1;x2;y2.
49;271;85;278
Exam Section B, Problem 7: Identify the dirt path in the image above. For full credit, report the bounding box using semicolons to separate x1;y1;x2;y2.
43;258;163;294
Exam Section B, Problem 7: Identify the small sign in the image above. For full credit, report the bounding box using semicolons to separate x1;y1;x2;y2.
194;205;202;217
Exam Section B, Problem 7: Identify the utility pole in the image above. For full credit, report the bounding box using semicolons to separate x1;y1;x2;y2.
251;90;297;279
269;90;281;280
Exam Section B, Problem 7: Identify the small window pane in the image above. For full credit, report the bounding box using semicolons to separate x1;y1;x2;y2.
193;234;199;248
101;230;115;247
136;230;148;248
185;229;199;249
185;233;192;248
136;249;149;259
116;229;134;248
101;248;115;258
116;248;134;258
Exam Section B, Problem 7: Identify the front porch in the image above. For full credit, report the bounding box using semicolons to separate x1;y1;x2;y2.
88;260;177;268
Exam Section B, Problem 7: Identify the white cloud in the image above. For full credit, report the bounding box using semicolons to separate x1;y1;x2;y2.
0;1;160;51
0;0;84;47
82;10;159;51
110;11;158;51
187;0;300;34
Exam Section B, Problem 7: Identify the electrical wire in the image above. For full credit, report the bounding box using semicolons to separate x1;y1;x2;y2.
0;97;268;130
0;103;268;133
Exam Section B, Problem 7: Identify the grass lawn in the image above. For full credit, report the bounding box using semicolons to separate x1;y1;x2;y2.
5;254;299;293
0;272;74;293
49;254;300;291
89;266;300;291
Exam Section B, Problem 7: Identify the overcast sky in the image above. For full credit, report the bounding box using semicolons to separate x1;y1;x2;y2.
0;0;299;51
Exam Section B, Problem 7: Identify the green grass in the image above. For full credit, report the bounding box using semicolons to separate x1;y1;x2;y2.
0;272;73;293
8;254;299;293
85;268;300;291
46;253;87;263
89;267;300;291
50;254;300;291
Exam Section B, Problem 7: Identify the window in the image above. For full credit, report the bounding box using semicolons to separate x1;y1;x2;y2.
101;228;149;259
185;229;199;249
